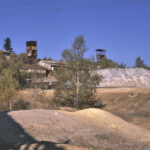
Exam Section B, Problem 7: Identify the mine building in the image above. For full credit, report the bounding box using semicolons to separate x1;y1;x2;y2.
26;41;37;64
38;60;61;73
21;41;61;88
21;63;56;89
96;49;106;64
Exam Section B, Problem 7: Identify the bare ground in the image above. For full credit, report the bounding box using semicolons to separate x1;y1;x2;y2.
0;108;150;150
19;87;150;130
2;87;149;150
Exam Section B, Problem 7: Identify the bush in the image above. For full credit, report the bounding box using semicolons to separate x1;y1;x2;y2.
101;57;126;68
12;99;30;110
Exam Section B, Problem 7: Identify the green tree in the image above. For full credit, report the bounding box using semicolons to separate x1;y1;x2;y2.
37;58;41;62
0;53;9;72
53;36;101;108
18;53;28;64
100;57;126;68
0;53;27;110
4;37;13;52
48;57;53;61
0;69;19;111
117;62;126;68
43;57;47;60
135;56;145;68
43;57;52;61
101;57;117;68
9;53;26;87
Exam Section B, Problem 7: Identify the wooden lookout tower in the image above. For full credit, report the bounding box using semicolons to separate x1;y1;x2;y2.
26;41;37;63
96;49;106;64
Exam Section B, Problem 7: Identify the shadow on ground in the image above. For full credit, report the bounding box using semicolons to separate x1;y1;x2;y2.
0;111;64;150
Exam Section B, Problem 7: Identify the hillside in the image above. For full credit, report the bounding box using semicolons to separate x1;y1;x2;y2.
17;86;150;130
3;67;150;150
95;87;150;130
0;109;150;150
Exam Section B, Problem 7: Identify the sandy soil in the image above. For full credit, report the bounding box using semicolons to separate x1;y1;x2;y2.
17;87;150;130
0;108;150;150
4;87;149;149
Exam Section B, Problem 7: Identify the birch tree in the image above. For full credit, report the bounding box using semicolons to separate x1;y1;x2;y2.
53;36;101;108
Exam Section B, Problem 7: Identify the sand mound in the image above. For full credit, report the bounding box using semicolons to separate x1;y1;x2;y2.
0;108;149;150
74;108;150;142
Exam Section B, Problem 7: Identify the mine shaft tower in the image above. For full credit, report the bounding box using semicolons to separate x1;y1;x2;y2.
26;41;37;63
96;49;106;64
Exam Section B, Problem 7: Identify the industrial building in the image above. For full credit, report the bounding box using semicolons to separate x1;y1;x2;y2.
96;49;106;64
21;41;59;88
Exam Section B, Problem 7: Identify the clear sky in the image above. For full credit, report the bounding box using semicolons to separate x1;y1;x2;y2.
0;0;150;66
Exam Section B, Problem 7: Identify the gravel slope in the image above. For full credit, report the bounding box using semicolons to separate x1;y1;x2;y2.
97;68;150;87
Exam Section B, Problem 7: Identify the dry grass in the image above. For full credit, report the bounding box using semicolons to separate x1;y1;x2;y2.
95;87;150;130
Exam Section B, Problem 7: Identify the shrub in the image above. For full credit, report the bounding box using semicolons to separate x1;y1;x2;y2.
35;91;56;109
12;99;30;110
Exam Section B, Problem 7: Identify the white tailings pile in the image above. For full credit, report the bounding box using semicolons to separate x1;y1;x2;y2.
97;68;150;87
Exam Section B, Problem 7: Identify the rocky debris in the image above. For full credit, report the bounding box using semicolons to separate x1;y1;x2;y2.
97;68;150;87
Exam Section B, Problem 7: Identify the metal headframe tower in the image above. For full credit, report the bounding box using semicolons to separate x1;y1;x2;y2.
96;49;106;64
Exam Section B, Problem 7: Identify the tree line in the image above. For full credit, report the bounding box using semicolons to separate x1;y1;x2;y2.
100;55;150;69
0;53;27;111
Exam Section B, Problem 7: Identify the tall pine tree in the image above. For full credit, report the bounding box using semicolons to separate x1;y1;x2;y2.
4;37;13;52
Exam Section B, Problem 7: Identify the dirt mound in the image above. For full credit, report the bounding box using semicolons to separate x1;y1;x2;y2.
74;109;150;142
16;87;150;131
0;109;150;150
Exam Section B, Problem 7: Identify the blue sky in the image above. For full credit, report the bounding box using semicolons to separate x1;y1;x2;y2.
0;0;150;66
